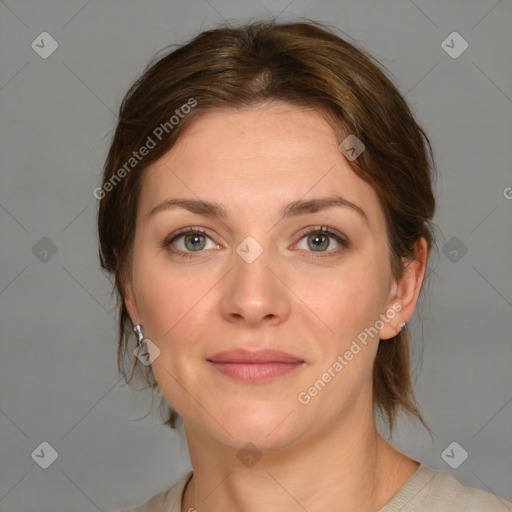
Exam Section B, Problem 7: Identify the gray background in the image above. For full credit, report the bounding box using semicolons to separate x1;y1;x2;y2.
1;0;511;511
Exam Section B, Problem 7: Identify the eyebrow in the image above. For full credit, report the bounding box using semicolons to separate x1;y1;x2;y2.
282;197;369;225
148;196;369;225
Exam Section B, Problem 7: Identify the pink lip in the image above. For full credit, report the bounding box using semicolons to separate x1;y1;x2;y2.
207;349;305;383
207;348;304;364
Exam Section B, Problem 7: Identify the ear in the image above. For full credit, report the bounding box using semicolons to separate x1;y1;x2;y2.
379;237;429;340
124;276;141;327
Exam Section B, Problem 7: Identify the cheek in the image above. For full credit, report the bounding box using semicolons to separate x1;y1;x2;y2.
294;260;389;342
132;252;217;349
131;248;184;336
137;279;195;343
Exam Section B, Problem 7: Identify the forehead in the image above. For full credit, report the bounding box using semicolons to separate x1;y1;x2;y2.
138;103;384;229
163;103;340;162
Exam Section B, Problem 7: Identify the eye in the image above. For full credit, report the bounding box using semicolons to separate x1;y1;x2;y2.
163;227;220;257
294;226;350;257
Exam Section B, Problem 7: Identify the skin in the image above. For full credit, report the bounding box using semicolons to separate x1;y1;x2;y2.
125;102;428;512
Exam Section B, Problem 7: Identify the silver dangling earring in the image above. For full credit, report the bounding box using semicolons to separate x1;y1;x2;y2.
133;324;144;348
132;324;160;366
397;321;406;333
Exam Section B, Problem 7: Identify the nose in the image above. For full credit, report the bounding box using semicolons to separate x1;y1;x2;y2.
219;245;291;327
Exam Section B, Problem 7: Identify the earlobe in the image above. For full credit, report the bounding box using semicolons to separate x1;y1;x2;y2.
379;237;429;340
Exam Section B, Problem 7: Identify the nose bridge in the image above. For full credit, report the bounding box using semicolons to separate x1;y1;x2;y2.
219;237;290;325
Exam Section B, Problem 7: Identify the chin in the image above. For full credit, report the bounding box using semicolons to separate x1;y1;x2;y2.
207;401;302;450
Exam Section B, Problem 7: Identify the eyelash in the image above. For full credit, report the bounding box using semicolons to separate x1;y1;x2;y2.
296;226;350;258
162;226;350;260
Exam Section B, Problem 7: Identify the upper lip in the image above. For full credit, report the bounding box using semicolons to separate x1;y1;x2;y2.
207;348;304;364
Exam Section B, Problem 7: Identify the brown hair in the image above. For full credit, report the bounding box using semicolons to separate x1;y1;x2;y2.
97;20;436;434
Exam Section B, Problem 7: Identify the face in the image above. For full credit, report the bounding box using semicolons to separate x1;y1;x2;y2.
125;102;417;450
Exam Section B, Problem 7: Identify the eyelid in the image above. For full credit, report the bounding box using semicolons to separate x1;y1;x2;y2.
163;226;215;246
296;225;348;243
292;226;350;256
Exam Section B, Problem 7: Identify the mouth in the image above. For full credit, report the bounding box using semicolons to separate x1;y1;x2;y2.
207;361;305;383
206;348;305;383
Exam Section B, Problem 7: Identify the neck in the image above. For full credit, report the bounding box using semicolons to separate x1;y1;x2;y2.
181;406;416;512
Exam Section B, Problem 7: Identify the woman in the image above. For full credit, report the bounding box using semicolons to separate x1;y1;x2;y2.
97;20;511;512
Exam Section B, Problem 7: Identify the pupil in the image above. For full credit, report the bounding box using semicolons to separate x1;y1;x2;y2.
309;234;329;251
186;234;205;251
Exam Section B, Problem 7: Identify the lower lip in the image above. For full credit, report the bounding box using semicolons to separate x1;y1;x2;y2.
208;361;304;383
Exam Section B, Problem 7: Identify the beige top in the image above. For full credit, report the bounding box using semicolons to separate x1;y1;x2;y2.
121;464;512;512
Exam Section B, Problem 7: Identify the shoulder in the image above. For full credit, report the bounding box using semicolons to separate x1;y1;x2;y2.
382;464;512;512
119;470;193;512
